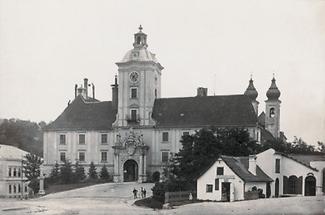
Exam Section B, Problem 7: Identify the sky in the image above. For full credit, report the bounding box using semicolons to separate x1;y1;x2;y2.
0;0;324;145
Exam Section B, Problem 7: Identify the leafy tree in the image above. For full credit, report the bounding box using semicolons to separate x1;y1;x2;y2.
317;141;325;153
88;162;97;179
99;165;110;181
171;127;258;186
49;162;60;183
74;161;86;182
60;160;73;184
23;153;43;193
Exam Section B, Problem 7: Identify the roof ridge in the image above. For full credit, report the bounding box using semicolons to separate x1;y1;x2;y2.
156;94;248;100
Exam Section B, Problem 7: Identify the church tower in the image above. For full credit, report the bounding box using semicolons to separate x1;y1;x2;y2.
114;26;164;127
265;77;281;138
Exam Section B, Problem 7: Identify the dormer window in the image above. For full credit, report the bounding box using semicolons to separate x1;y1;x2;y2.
270;108;275;118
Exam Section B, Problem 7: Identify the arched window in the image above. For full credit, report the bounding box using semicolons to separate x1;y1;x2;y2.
270;108;275;118
287;175;302;194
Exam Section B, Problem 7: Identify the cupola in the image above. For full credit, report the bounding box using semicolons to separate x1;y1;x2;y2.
244;78;258;100
266;77;281;100
133;25;147;49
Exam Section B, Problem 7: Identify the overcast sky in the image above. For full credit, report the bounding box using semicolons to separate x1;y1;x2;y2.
0;0;324;145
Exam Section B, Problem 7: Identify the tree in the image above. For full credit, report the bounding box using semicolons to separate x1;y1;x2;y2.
60;160;73;184
99;165;110;181
23;153;43;193
74;161;86;182
49;162;60;184
317;141;325;153
88;162;97;180
171;127;259;187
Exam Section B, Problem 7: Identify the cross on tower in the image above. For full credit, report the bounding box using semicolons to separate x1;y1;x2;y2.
139;25;143;32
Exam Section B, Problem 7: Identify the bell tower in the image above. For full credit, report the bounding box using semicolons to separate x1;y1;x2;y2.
114;26;164;127
265;77;281;138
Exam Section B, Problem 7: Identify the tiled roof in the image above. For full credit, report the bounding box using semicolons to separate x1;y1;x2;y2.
0;144;28;160
152;95;258;128
221;156;273;182
260;128;276;143
45;95;116;131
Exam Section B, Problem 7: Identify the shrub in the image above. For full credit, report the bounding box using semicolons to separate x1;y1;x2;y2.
60;160;73;184
88;162;97;179
99;165;110;181
152;171;160;183
74;161;86;182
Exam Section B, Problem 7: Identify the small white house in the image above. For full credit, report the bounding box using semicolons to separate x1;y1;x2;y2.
0;144;29;198
197;148;325;201
197;155;272;201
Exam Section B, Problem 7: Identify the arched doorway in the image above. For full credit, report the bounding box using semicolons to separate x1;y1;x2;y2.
123;160;138;182
305;175;316;196
275;178;279;197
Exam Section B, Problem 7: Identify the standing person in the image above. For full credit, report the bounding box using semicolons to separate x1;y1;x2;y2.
143;188;147;198
140;187;144;198
133;188;138;199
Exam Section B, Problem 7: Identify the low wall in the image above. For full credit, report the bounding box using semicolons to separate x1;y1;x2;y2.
165;191;196;203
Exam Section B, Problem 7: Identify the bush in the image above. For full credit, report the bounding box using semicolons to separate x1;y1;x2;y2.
28;178;39;194
88;162;97;179
74;162;86;182
152;182;165;202
152;171;160;183
99;165;110;181
60;160;73;184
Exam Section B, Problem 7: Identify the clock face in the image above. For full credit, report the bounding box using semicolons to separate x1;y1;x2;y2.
129;72;139;83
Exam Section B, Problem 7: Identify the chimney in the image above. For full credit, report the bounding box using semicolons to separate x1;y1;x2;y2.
83;78;88;98
197;87;208;97
74;84;78;98
248;155;257;175
111;75;118;113
92;83;95;99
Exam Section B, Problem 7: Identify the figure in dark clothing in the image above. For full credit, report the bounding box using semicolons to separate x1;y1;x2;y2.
133;188;138;199
143;188;147;198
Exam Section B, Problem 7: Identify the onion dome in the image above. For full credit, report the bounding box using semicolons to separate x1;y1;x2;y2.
266;77;281;100
244;78;258;100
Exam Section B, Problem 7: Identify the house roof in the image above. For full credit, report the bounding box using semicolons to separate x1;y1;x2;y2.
221;156;273;182
196;155;273;183
46;94;258;131
45;95;116;131
260;128;276;143
0;144;28;160
152;95;258;128
274;151;320;172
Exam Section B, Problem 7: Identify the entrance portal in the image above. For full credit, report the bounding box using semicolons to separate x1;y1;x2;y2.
123;160;138;182
305;175;316;196
221;182;231;202
275;178;279;197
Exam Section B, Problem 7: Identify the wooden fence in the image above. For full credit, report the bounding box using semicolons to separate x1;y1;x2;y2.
164;191;197;203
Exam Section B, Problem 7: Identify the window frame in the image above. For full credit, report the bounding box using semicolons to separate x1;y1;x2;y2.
101;151;108;163
60;152;66;162
59;134;66;145
206;184;213;193
101;133;108;144
275;158;280;173
79;133;86;145
215;179;219;190
78;151;86;162
217;167;224;176
161;151;169;163
162;132;169;142
130;87;138;99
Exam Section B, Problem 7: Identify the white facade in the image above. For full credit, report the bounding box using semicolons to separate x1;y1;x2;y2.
0;145;29;198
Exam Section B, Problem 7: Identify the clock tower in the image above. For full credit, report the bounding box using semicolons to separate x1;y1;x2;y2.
114;26;164;127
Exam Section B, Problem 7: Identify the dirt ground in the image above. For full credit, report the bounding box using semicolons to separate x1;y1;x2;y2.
0;182;324;215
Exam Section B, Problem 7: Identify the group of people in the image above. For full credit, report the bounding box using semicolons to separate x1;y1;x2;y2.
132;187;147;199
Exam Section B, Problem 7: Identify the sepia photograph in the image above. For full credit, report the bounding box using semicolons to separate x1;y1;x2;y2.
0;0;324;214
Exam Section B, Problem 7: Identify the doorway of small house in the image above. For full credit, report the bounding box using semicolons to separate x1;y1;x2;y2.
221;182;231;202
123;159;138;182
305;175;316;196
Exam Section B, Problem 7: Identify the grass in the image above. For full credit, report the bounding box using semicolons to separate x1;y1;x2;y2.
134;197;203;209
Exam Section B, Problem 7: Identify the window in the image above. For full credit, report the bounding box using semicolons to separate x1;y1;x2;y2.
101;151;108;162
18;184;21;193
18;168;21;177
101;134;108;144
78;152;85;162
131;88;137;99
162;132;169;142
60;152;66;162
183;131;190;136
13;185;16;193
162;152;169;163
215;179;219;190
275;159;280;173
206;184;213;193
217;167;224;175
131;109;137;121
13;168;17;177
60;134;66;145
270;108;275;118
155;89;157;98
9;185;11;194
8;167;11;177
25;186;28;193
79;134;85;144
